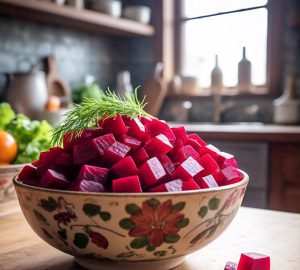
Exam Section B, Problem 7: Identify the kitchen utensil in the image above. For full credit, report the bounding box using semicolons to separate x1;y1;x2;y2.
92;0;122;17
45;55;71;108
142;62;167;117
273;75;300;124
123;6;151;24
13;171;248;270
5;68;49;119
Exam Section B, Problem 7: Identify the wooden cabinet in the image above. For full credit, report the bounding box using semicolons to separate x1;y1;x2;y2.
209;141;269;209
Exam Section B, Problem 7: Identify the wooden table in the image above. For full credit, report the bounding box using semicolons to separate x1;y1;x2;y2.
0;200;299;270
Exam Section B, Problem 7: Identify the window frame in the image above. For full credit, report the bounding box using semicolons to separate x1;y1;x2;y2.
173;0;284;98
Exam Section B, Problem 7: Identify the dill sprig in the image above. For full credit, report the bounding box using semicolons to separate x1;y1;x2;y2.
51;88;152;146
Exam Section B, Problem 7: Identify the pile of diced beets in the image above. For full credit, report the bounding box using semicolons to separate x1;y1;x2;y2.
224;252;270;270
19;115;243;193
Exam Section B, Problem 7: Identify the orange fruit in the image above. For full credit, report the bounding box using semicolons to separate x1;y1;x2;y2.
45;96;61;112
0;130;18;164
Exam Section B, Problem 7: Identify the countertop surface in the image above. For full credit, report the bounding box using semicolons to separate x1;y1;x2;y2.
0;200;299;270
168;123;300;142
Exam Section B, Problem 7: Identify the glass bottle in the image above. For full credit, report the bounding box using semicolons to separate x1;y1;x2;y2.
238;47;252;93
211;55;223;93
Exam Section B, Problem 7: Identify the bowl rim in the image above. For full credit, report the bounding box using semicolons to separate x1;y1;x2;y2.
13;170;249;197
0;163;28;170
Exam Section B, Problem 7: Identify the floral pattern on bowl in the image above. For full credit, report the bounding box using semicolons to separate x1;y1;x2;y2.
13;171;248;270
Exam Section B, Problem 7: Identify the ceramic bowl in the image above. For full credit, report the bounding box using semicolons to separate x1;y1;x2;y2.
0;164;26;202
123;6;151;24
13;171;248;270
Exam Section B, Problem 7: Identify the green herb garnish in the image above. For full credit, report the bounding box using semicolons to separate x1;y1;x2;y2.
51;88;151;146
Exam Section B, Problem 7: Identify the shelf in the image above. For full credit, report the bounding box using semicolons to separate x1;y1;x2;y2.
0;0;155;36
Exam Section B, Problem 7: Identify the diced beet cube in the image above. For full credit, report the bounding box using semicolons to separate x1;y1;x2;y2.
132;147;149;166
37;147;64;176
92;133;116;156
199;144;220;160
125;118;148;140
161;128;176;143
69;180;105;192
40;169;69;189
63;131;80;151
150;178;199;192
81;127;103;139
111;156;138;178
145;119;169;137
19;164;39;185
139;157;166;188
224;261;237;270
98;115;128;136
73;141;98;165
187;134;206;147
172;157;204;181
32;159;41;167
56;151;73;166
145;134;173;157
139;116;153;125
171;126;188;140
168;139;184;159
184;138;202;152
237;253;270;270
158;155;176;176
77;165;108;184
103;141;130;165
119;134;141;151
197;154;220;177
218;152;238;168
175;145;200;162
220;166;242;185
112;176;142;193
197;174;219;189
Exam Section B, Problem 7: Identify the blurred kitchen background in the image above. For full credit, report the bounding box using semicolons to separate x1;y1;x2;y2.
0;0;300;212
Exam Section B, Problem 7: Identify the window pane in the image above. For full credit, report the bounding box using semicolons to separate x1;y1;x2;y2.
183;0;268;18
181;8;268;88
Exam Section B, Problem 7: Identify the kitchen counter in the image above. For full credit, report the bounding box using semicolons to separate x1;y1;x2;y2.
168;123;300;142
0;200;299;270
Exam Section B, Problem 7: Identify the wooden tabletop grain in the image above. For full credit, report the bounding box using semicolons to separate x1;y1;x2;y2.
0;200;299;270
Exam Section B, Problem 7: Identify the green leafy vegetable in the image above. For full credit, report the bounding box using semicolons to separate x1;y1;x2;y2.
73;83;103;104
5;113;52;164
51;88;151;146
0;103;15;130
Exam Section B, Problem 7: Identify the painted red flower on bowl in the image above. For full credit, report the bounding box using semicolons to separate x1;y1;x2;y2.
120;199;189;250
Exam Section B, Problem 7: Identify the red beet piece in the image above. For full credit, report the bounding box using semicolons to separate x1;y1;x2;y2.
103;141;130;165
145;119;169;137
145;134;173;157
99;115;128;136
73;141;98;165
37;147;64;176
224;261;237;270
171;126;188;140
119;134;141;151
199;144;220;160
175;145;200;162
77;165;108;184
197;174;219;189
19;164;39;186
63;132;80;151
237;253;270;270
220;166;242;185
139;157;166;188
184;138;202;152
172;157;204;181
125;117;148;140
132;147;149;166
187;134;206;147
112;176;142;193
139;116;153;125
92;133;116;155
218;152;238;168
40;169;69;189
158;155;176;176
168;139;184;159
69;180;105;192
150;178;200;192
198;154;220;177
111;156;138;178
56;151;73;166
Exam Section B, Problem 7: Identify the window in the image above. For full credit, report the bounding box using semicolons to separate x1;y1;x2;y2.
175;0;282;95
